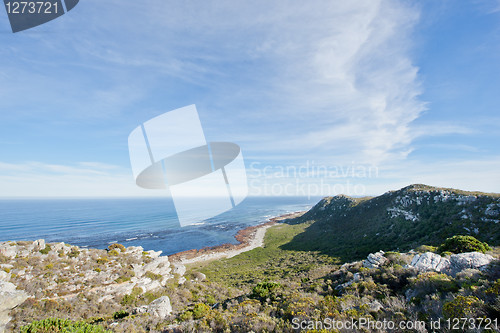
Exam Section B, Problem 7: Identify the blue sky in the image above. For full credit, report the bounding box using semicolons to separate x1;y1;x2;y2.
0;0;499;197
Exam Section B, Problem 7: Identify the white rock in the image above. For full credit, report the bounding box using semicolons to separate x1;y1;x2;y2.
0;281;29;332
194;272;206;281
147;296;172;319
0;272;9;282
135;279;162;293
363;251;388;268
171;263;186;277
368;300;384;312
133;305;148;315
126;246;144;254
449;252;495;274
0;245;17;259
33;239;45;251
51;242;67;253
409;252;450;273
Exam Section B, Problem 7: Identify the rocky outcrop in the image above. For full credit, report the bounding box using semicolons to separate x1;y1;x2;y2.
363;251;388;268
449;252;495;275
0;281;29;333
0;240;181;306
409;252;450;273
408;251;495;276
146;296;172;319
134;296;172;319
0;244;17;259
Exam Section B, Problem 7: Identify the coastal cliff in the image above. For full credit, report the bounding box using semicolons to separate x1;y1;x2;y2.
1;184;499;332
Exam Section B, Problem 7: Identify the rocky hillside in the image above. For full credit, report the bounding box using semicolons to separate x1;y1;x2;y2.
0;240;187;332
284;184;500;260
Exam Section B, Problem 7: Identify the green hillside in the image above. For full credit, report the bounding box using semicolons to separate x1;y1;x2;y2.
283;184;500;261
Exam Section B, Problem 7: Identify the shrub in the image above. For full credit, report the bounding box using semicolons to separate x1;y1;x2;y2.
120;287;143;306
415;245;437;253
96;257;109;264
179;310;193;321
443;295;483;318
108;243;126;252
115;276;131;283
39;245;52;255
439;235;491;254
108;249;120;256
192;303;210;319
0;254;9;264
145;271;162;281
113;310;129;319
20;317;110;332
250;281;282;300
68;247;80;258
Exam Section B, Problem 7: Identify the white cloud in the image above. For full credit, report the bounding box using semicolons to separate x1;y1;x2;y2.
3;0;497;197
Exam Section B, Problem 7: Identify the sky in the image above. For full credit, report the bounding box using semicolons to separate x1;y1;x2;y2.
0;0;499;197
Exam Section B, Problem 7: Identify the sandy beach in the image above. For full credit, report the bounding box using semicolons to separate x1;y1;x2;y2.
168;211;305;265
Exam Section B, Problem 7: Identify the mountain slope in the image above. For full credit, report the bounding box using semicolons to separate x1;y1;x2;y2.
283;184;500;260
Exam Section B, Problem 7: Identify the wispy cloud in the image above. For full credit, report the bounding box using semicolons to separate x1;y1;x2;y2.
0;161;156;197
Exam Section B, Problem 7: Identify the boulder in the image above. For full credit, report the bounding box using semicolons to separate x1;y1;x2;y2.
193;272;206;281
367;300;384;312
449;252;495;275
171;263;186;277
51;242;67;253
0;272;9;282
409;252;450;273
32;239;45;251
0;244;17;259
0;281;28;332
147;296;172;319
126;246;144;254
140;256;171;280
363;251;388;268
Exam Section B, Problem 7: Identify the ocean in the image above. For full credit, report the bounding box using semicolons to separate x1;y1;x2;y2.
0;196;319;255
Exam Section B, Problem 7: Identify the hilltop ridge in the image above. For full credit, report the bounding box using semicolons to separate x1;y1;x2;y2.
283;184;500;260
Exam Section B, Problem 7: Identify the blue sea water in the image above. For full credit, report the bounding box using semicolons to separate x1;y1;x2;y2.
0;196;319;255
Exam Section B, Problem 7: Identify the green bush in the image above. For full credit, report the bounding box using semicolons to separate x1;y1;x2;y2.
20;317;110;332
415;245;437;253
113;310;129;320
443;295;483;318
39;245;52;255
145;271;162;281
250;281;282;300
179;310;193;321
108;243;126;252
192;303;210;319
439;235;491;254
96;257;109;264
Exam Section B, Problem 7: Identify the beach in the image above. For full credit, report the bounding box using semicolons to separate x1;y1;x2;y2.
168;211;305;265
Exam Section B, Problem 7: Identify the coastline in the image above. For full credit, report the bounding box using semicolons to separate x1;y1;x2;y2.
168;211;305;265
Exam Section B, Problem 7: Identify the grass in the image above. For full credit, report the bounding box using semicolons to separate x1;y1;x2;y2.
196;222;338;289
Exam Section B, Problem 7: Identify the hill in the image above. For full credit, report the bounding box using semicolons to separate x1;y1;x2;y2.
283;184;500;260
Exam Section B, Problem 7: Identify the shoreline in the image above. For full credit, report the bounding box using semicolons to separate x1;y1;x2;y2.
168;211;305;265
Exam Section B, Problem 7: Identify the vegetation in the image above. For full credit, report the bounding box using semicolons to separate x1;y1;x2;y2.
108;243;126;252
20;318;110;333
6;185;500;332
439;235;491;254
39;245;51;255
